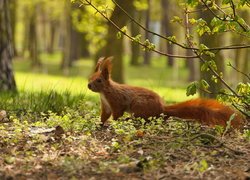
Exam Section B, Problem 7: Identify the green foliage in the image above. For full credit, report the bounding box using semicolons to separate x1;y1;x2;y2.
46;106;100;133
243;129;250;141
186;81;198;96
185;0;199;6
167;36;177;44
0;89;248;178
192;159;209;173
116;26;128;39
201;60;217;72
143;39;156;51
132;34;142;43
186;79;212;96
72;0;110;54
133;0;148;11
196;18;211;36
217;81;250;117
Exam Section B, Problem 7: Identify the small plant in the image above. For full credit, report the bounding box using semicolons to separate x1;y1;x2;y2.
243;129;250;141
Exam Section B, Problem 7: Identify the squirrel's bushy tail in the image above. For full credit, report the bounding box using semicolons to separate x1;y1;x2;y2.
164;98;244;129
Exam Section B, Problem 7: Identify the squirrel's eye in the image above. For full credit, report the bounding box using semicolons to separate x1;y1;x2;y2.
96;78;102;83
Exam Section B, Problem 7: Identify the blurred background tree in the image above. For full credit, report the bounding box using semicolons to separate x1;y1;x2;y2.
0;0;16;91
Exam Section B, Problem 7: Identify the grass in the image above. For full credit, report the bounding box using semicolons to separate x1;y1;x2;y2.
0;53;196;118
4;53;195;113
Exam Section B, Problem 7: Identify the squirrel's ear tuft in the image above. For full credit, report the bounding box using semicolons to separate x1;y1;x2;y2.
94;57;105;72
101;57;113;79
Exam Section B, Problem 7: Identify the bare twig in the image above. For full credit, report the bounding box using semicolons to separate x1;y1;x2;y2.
190;133;245;155
230;0;236;18
228;63;250;81
232;103;250;118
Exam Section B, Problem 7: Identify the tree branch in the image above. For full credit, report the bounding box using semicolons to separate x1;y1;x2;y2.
82;0;198;59
200;0;250;32
184;9;240;98
112;0;250;52
111;0;191;50
228;62;250;81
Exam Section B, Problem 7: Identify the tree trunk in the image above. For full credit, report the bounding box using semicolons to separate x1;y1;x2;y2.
130;10;142;66
28;4;41;68
9;0;17;56
69;28;89;64
0;0;16;91
143;0;151;65
48;20;57;54
21;6;29;57
61;0;72;75
161;0;174;67
104;0;134;83
199;9;224;98
186;50;197;82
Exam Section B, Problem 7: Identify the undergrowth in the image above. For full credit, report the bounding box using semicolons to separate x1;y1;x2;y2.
0;91;249;179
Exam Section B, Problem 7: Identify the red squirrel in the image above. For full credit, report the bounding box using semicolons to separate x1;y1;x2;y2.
88;57;244;129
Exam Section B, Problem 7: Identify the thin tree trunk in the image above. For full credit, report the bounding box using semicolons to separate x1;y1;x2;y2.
61;0;72;75
9;0;17;56
22;6;29;57
0;0;16;91
130;10;142;66
161;0;174;67
242;49;249;83
186;50;197;81
143;0;151;65
48;20;57;54
28;4;41;68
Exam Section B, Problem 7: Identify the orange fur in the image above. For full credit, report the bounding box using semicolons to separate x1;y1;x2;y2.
88;57;244;129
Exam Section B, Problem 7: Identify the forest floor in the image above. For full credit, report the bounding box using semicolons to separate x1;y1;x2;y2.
0;103;249;180
0;57;248;179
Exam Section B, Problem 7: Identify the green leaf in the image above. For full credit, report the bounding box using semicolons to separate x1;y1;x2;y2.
171;16;183;24
189;18;197;25
205;51;215;58
222;0;231;4
208;60;217;71
167;36;177;44
199;44;209;51
133;0;148;11
186;0;199;6
201;60;210;71
199;159;209;172
116;32;122;39
133;34;142;42
201;79;210;89
121;26;128;33
186;82;198;96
